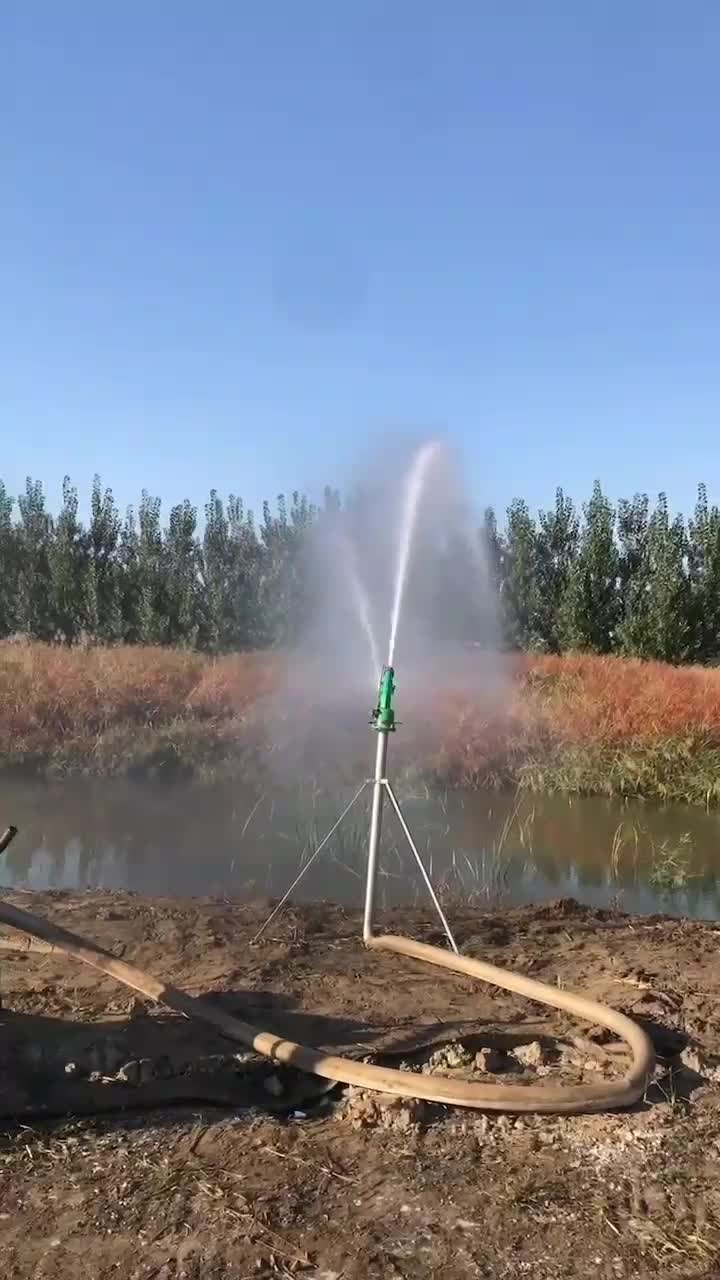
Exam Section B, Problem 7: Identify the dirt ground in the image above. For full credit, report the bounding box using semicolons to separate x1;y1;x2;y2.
1;890;720;1279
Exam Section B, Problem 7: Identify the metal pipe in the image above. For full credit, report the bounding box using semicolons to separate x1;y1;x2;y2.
383;780;459;954
362;729;389;943
252;782;368;944
0;826;18;856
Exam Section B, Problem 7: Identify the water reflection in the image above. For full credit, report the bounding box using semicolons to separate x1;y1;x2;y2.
2;777;720;919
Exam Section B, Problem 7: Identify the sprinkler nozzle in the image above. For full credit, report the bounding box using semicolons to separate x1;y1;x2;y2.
370;666;396;732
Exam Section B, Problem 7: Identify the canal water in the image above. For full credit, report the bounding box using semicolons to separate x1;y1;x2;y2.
1;776;719;919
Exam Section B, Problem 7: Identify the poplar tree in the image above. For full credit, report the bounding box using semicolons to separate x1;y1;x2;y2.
85;477;122;642
48;477;87;643
0;482;18;638
534;488;579;652
15;478;52;639
560;482;619;653
688;484;720;663
502;499;540;648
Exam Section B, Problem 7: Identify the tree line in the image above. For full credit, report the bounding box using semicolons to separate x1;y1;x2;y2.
0;476;718;664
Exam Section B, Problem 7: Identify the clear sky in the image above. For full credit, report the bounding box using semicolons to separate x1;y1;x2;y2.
3;2;719;524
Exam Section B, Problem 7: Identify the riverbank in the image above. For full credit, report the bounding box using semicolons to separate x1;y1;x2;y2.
3;641;720;806
0;889;719;1277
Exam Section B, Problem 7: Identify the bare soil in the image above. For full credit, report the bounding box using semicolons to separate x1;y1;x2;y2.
1;890;720;1279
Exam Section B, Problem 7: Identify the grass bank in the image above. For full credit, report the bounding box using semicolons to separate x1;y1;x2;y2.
2;641;720;806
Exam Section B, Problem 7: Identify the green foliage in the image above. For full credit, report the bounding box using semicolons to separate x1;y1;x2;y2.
617;493;691;663
641;497;691;664
0;481;18;638
165;500;200;647
16;479;53;640
559;482;619;654
48;478;86;644
257;492;315;647
0;474;716;664
136;492;167;646
648;832;693;893
534;489;579;653
85;477;122;643
617;492;650;654
502;499;541;649
688;484;720;664
200;490;261;651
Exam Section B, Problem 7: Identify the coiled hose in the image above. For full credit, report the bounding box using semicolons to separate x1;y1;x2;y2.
0;898;655;1114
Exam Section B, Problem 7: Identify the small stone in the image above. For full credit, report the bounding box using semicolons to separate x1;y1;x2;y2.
64;1061;78;1076
679;1045;704;1074
339;1087;426;1132
424;1042;474;1073
445;1043;473;1068
678;1045;720;1084
514;1041;548;1069
475;1048;510;1074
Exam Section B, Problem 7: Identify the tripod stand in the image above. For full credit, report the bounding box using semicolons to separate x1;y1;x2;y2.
252;667;458;952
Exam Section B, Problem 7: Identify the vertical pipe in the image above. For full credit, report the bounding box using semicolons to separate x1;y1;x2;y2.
0;826;17;856
363;730;389;943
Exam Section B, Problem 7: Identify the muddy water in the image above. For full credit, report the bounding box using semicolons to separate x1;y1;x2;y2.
1;776;720;919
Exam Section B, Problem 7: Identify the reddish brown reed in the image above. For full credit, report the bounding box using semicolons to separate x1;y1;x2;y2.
3;641;720;772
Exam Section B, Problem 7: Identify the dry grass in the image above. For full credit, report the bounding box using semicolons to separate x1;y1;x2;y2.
515;653;720;744
0;642;275;778
425;653;720;805
3;641;720;802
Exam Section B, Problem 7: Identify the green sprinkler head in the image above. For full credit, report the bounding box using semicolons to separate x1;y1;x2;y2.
370;665;396;732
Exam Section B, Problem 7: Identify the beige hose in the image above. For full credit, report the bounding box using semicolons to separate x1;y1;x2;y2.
0;900;655;1114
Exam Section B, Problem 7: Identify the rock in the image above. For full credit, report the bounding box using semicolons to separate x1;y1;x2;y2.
424;1043;474;1073
678;1045;720;1083
445;1043;473;1068
64;1061;78;1076
679;1046;704;1074
474;1048;510;1074
340;1088;427;1132
514;1041;549;1070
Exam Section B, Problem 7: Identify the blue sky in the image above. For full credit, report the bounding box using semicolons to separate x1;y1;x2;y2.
3;2;719;525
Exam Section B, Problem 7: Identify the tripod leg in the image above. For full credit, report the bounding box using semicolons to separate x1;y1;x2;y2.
382;781;459;954
252;781;369;943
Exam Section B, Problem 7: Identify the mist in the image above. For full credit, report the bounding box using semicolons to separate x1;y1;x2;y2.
262;437;505;790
